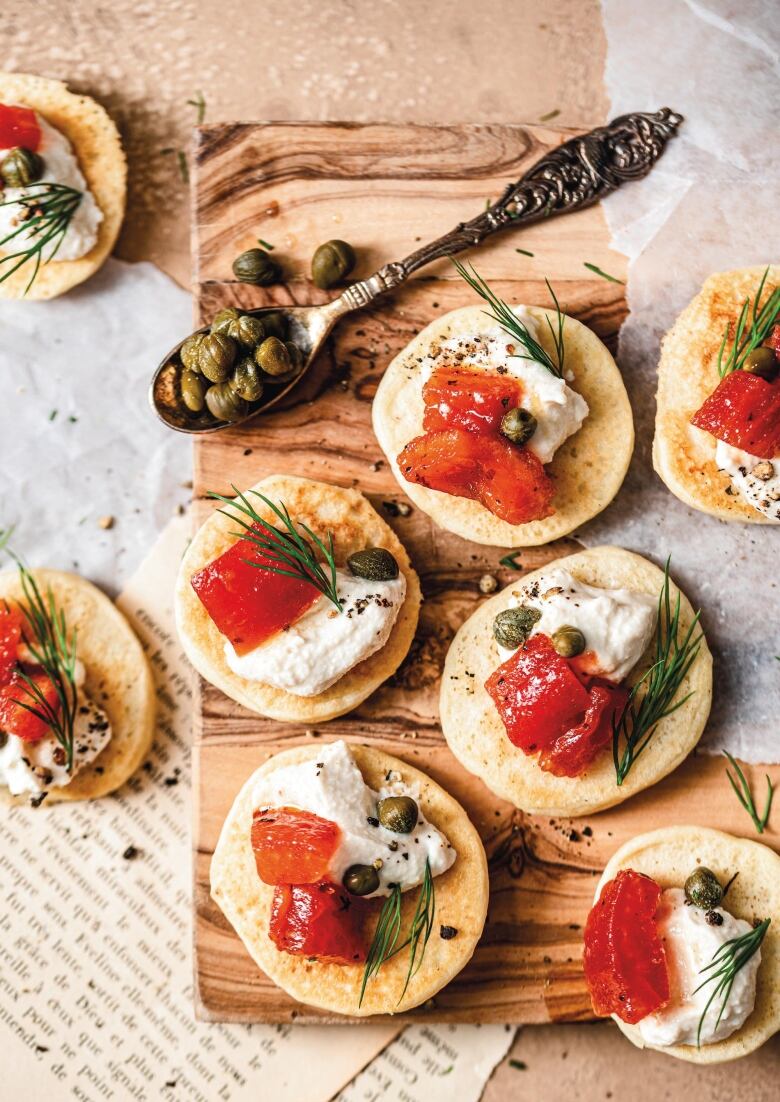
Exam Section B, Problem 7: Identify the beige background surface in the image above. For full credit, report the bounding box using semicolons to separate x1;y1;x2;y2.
1;0;776;1097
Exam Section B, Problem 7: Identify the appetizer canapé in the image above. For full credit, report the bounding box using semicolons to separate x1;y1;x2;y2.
0;72;126;299
210;740;488;1015
584;827;780;1063
0;553;155;805
373;266;633;546
440;547;712;816
654;265;780;522
175;475;421;722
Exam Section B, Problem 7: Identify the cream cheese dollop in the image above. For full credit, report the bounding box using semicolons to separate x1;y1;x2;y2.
253;740;455;897
637;887;760;1047
418;313;588;464
715;440;780;523
0;111;102;262
225;568;406;696
498;568;657;683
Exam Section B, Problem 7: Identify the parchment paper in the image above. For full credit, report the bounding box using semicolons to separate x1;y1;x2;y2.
590;0;779;761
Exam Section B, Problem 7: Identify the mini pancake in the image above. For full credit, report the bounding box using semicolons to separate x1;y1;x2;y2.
596;826;780;1063
175;475;422;723
210;743;489;1016
440;547;712;817
0;569;155;804
0;72;126;300
654;265;780;523
372;304;633;546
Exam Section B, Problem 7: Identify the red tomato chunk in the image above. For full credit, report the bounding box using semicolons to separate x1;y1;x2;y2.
252;807;342;885
269;881;367;965
691;370;780;459
0;104;41;152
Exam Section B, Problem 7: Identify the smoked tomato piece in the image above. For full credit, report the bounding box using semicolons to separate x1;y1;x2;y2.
398;428;554;525
0;602;24;684
691;370;780;459
251;807;342;885
269;881;367;965
422;366;523;435
0;669;60;742
190;524;319;654
0;104;41;152
485;636;627;776
583;869;670;1024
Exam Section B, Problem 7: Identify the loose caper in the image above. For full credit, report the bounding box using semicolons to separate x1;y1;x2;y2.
311;239;356;289
227;314;265;348
377;796;418;834
180;368;206;413
231;358;264;402
551;625;586;658
205;381;249;422
347;547;399;581
500;407;537;446
684;867;723;910
232;247;281;286
343;864;380;896
492;606;542;650
1;146;44;187
199;332;237;382
742;346;777;380
210;307;240;335
180;333;205;372
255;335;292;376
260;312;287;339
285;341;304;373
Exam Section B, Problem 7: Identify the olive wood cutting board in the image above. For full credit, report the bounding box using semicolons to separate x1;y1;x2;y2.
189;121;780;1024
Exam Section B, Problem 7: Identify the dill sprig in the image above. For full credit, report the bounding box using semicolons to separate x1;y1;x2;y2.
0;183;82;293
359;858;435;1007
612;559;702;786
717;266;780;377
187;90;207;125
208;487;342;612
723;751;774;834
583;261;624;285
693;917;770;1048
0;530;78;770
452;258;565;378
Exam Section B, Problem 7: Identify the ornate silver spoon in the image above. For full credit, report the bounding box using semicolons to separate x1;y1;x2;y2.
150;107;682;434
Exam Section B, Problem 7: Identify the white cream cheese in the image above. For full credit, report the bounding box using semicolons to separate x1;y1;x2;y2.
0;111;102;261
225;569;406;696
715;440;780;523
253;740;455;898
638;888;760;1047
498;568;657;683
418;313;588;464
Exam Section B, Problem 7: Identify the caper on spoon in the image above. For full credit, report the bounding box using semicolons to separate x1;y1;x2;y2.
149;108;682;434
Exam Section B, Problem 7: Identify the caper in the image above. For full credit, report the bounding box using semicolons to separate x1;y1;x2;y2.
684;867;723;910
311;239;356;290
232;247;281;286
551;625;586;658
198;332;237;382
377;796;418;834
255;335;292;376
742;346;777;380
500;407;537;446
492;606;541;650
343;863;380;896
231;357;264;402
1;146;44;187
210;307;240;335
260;311;287;339
347;548;399;581
285;341;304;373
205;381;249;422
180;368;206;413
226;314;266;348
180;333;205;372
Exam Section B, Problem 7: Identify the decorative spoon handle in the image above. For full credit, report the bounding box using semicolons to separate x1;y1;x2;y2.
335;107;682;312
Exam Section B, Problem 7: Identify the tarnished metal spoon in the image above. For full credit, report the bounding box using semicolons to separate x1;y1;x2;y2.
150;108;682;434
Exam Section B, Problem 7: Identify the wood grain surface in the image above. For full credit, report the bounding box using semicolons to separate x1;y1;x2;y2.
190;121;779;1024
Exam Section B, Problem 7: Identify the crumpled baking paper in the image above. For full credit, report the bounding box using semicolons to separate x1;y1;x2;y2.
0;257;191;595
584;0;779;761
